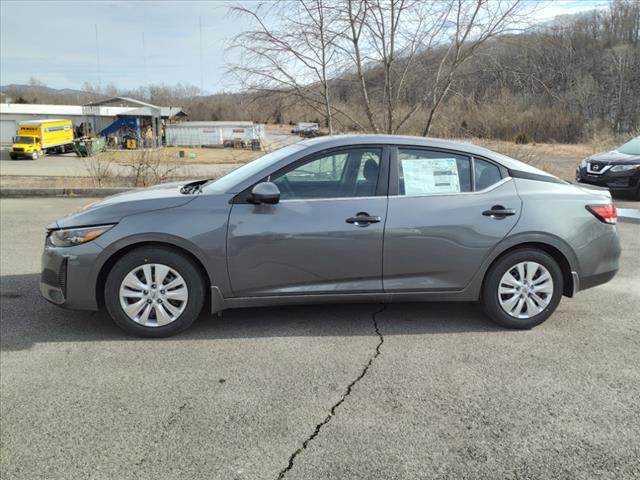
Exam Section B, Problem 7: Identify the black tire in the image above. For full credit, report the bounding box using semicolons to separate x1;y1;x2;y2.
482;248;563;329
104;247;206;337
9;153;17;160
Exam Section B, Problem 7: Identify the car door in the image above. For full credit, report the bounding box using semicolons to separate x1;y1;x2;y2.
227;146;389;297
383;147;521;292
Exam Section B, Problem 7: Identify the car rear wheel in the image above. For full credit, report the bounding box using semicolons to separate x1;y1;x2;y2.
104;247;205;337
482;248;563;329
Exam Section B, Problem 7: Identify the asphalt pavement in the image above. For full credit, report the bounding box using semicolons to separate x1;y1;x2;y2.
1;197;639;480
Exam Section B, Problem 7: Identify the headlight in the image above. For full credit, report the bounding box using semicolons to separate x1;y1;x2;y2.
580;159;588;168
48;225;113;247
610;164;640;172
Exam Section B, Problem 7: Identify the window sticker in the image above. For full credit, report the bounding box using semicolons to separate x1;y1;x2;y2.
401;157;460;194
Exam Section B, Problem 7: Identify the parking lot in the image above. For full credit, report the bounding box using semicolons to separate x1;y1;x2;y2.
1;197;639;479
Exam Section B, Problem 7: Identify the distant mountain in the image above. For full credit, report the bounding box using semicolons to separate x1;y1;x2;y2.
0;84;89;96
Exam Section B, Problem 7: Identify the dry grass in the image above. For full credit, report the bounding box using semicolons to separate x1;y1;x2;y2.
466;138;598;179
104;147;263;166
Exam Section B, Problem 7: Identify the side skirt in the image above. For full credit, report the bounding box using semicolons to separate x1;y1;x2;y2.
210;287;479;314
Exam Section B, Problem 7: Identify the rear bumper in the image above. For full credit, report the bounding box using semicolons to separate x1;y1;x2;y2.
573;225;621;293
578;270;618;292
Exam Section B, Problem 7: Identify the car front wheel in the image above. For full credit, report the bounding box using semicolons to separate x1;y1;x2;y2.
482;248;563;329
104;247;206;337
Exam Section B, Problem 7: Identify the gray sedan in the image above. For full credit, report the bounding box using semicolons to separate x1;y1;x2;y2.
41;135;621;337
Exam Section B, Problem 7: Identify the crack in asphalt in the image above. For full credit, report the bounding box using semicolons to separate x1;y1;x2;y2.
276;304;386;480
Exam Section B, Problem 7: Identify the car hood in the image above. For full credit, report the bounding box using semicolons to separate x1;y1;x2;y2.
587;149;640;164
53;181;200;229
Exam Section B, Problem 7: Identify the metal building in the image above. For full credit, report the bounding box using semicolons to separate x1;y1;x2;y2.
0;103;127;144
165;121;264;147
0;97;186;145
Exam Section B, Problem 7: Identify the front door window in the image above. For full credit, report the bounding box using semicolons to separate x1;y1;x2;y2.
272;148;382;200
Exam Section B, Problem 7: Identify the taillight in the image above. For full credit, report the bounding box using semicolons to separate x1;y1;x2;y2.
586;204;617;225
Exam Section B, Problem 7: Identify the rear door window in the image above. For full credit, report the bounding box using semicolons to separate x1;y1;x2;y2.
397;149;471;195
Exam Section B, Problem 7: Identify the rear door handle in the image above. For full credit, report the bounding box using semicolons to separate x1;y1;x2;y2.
346;212;382;227
482;205;516;218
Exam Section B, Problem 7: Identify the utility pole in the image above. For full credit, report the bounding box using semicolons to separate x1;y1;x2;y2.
199;16;203;93
95;24;101;90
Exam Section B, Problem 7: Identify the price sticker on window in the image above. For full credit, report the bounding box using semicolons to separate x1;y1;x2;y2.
401;157;460;194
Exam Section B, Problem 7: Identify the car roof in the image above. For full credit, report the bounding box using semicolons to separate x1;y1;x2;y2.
297;134;555;177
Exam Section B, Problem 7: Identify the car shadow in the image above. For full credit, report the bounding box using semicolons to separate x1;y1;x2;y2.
1;273;507;352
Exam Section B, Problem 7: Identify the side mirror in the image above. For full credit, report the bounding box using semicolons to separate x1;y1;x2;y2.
251;181;280;205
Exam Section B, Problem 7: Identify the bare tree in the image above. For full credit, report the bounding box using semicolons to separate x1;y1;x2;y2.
394;0;530;135
358;0;452;133
339;0;380;132
229;1;345;133
330;0;528;135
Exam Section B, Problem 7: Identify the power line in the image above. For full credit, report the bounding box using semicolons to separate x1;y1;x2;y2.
199;16;203;93
95;24;101;88
142;31;146;83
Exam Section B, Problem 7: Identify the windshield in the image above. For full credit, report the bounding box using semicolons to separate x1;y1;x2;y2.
206;144;305;193
617;137;640;155
15;136;35;144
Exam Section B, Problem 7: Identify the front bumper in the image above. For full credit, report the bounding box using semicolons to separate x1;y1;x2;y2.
10;150;37;159
40;241;104;311
576;167;640;194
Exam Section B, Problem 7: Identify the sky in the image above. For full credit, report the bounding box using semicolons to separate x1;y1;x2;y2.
0;0;609;94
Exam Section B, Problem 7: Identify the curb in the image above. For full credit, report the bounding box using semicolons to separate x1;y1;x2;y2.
0;187;136;198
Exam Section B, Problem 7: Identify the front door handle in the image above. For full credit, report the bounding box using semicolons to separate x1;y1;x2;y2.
482;205;516;218
346;212;382;227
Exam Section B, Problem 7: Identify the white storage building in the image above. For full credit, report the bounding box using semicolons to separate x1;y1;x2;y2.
165;121;264;147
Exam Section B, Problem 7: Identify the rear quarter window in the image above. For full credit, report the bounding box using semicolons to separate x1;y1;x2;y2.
474;159;502;190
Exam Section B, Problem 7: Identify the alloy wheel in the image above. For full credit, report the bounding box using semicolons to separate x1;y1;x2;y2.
498;261;554;319
118;263;189;327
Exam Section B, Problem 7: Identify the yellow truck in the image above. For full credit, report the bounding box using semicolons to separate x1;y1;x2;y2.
10;119;74;160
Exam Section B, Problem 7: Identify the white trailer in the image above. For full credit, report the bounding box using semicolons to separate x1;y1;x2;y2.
165;124;223;147
165;121;263;147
